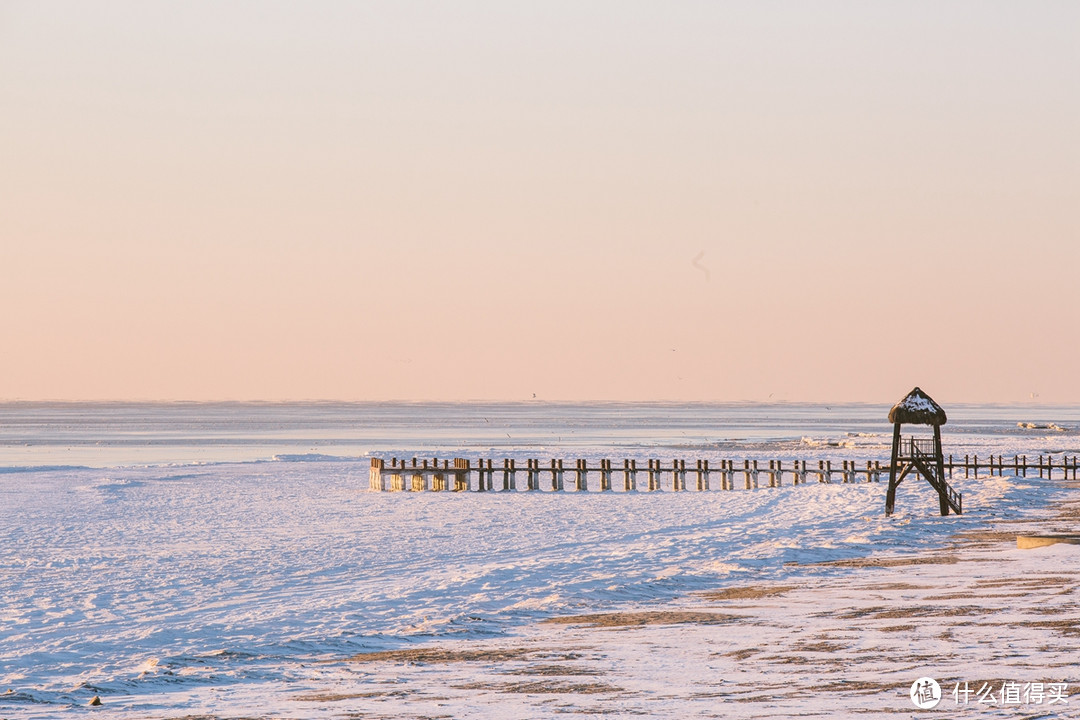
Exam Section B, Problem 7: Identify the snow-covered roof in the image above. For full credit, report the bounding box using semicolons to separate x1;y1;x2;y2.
887;387;947;426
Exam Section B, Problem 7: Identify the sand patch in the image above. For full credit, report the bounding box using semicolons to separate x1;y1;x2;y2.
292;690;410;702
501;664;604;677
805;555;960;568
721;648;761;660
974;575;1073;589
1014;619;1080;637
924;591;1029;600
815;679;889;694
698;584;797;601
759;654;847;667
453;680;621;694
952;531;1018;544
542;611;740;627
839;605;990;620
346;647;542;663
793;641;848;653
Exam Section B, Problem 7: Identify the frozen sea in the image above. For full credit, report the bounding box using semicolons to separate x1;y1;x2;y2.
1;402;1078;717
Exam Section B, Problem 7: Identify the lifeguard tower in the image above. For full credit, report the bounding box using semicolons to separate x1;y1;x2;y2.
884;387;962;517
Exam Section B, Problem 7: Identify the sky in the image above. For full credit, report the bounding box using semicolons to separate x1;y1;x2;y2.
1;1;1077;403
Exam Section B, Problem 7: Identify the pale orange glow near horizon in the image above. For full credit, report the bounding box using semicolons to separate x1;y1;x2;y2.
1;2;1077;404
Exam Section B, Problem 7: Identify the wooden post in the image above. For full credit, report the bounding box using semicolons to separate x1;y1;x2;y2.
933;424;948;515
369;458;384;491
478;459;489;492
453;458;470;491
885;423;901;515
409;459;423;492
600;459;611;492
647;460;657;491
743;460;751;489
577;459;588;492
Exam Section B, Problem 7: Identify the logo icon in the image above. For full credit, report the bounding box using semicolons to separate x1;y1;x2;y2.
911;677;942;709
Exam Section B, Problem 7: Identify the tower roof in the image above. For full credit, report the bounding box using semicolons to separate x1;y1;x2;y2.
888;387;947;426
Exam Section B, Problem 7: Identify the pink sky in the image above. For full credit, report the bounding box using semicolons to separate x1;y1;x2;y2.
1;2;1077;403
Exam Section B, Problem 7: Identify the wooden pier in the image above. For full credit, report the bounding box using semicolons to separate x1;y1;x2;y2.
368;454;1080;492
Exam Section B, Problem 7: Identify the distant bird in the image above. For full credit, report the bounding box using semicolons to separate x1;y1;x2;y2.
692;251;710;281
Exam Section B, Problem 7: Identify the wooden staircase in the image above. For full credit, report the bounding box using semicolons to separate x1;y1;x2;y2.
909;443;962;515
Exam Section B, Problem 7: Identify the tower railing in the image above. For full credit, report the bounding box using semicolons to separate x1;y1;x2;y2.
904;437;936;458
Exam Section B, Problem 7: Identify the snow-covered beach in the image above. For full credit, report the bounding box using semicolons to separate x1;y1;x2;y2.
2;402;1078;718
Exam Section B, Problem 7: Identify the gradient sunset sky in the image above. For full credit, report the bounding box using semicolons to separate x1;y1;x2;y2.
2;2;1077;403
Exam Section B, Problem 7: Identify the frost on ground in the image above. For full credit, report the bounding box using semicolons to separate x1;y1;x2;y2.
1;457;1077;718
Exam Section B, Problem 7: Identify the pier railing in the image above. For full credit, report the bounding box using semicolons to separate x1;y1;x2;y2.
368;454;1079;492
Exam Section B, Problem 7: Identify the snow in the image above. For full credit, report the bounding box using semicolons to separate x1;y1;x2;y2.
2;402;1078;717
897;391;940;415
2;457;1076;717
